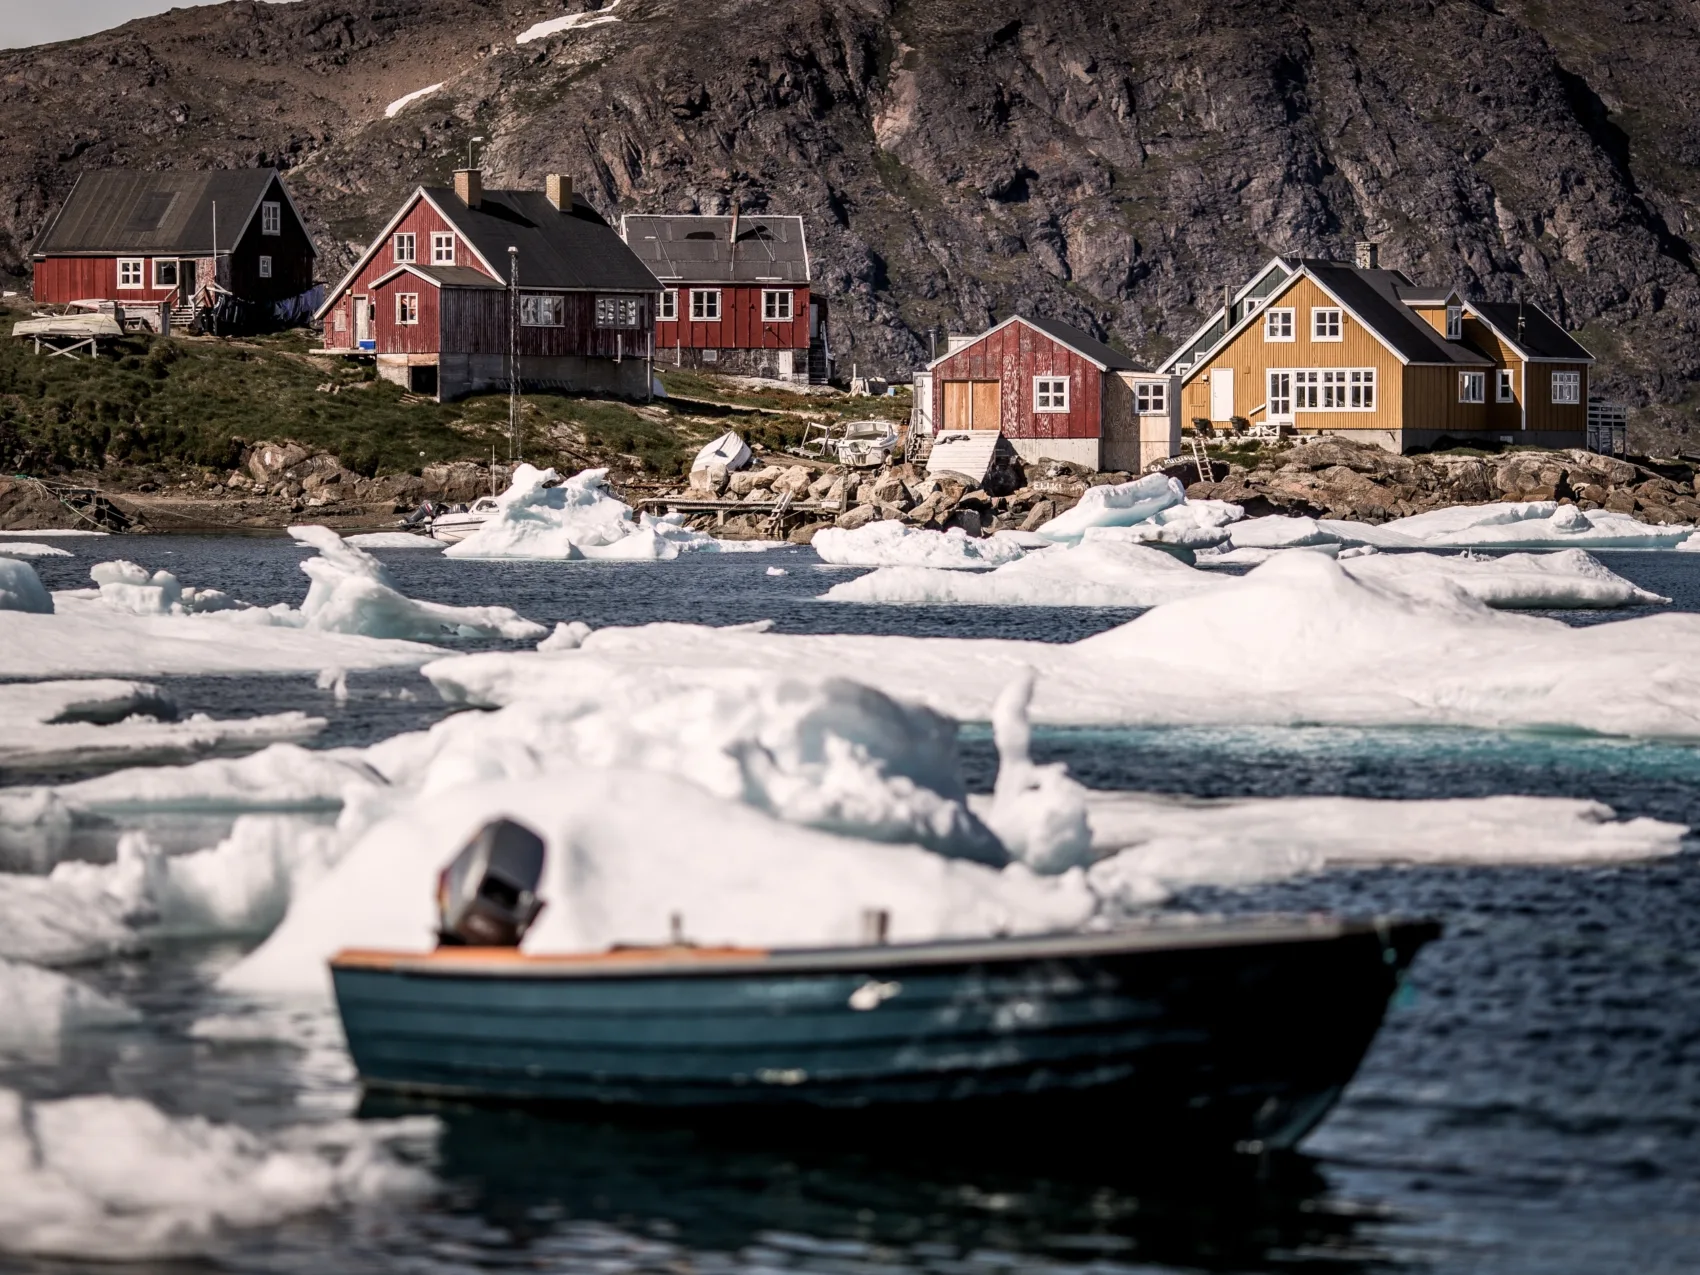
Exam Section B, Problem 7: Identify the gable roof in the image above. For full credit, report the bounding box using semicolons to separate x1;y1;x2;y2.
926;314;1146;373
31;169;304;258
1155;255;1296;374
620;214;809;285
422;188;661;293
1394;284;1458;305
1468;302;1595;362
371;263;504;290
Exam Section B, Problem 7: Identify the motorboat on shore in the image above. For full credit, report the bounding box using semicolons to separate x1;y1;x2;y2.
401;496;501;543
329;821;1438;1152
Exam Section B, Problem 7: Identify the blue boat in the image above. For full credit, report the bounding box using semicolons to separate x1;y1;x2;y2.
331;913;1437;1152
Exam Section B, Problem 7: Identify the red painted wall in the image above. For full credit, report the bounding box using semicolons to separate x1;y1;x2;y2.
367;274;443;355
656;284;808;351
34;256;186;305
324;195;493;349
930;321;1104;440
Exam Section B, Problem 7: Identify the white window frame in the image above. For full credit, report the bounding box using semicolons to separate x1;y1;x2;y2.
1267;370;1293;420
594;296;640;329
762;289;793;322
1349;368;1376;410
1497;369;1515;402
261;201;281;236
1459;371;1485;403
117;259;145;289
690;288;721;321
151;258;179;289
658;289;677;321
520;294;564;327
1312;307;1342;341
431;232;455;265
1292;369;1320;409
1034;376;1070;413
395;292;419;325
1551;370;1581;405
393;232;416;263
1446;306;1463;341
1264;307;1295;342
258;255;273;280
1269;368;1377;414
1134;381;1167;414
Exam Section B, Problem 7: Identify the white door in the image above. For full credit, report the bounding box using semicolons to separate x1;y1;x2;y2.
1209;368;1234;421
1267;370;1293;423
355;297;371;347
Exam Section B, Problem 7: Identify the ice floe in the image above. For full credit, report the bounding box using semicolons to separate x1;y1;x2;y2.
1233;501;1696;551
0;960;136;1052
0;1089;433;1260
812;521;1038;568
1032;473;1188;542
342;532;443;550
0;559;52;613
0;542;71;558
442;464;756;560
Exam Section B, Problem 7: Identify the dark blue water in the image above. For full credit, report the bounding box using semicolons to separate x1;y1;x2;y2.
4;535;1700;1273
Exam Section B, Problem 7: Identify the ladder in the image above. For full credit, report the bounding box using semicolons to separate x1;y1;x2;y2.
1189;433;1212;486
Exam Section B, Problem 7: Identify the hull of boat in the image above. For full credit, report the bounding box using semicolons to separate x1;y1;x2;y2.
427;518;486;544
331;917;1438;1150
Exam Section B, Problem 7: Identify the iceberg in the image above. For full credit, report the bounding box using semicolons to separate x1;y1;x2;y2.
1032;473;1188;542
1340;547;1668;609
0;559;52;614
812;521;1035;568
1228;501;1695;551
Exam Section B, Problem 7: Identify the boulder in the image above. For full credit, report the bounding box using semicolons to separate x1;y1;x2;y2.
1020;500;1058;531
770;466;814;498
788;522;823;545
247;441;310;484
727;470;765;497
870;472;912;508
835;504;877;531
907;492;949;526
698;462;731;496
943;508;983;536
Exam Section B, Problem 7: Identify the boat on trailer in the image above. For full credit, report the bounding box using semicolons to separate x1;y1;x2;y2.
331;914;1437;1151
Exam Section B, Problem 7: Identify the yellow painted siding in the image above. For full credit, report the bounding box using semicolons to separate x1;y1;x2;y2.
1411;305;1450;336
1461;318;1524;434
1403;366;1491;434
1524;362;1590;434
1180;276;1406;433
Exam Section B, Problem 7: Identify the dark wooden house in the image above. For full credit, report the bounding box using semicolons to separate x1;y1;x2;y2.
31;169;318;327
924;315;1179;473
317;171;661;401
620;213;825;384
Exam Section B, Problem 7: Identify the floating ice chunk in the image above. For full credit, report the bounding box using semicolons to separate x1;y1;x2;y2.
537;620;593;652
223;769;1095;997
812;521;1032;568
516;0;621;42
1032;474;1188;543
0;559;52;614
1228;501;1696;551
288;525;545;639
1225;515;1340;549
767;566;789;576
0;960;137;1052
342;532;443;549
0;1089;433;1260
0;679;175;727
1343;548;1668;609
49;743;382;816
0;529;106;537
984;671;1091;872
1196;544;1342;568
87;561;242;616
0;542;71;558
0;710;326;773
383;81;443;118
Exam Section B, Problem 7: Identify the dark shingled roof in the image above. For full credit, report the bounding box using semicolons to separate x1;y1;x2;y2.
1301;260;1489;365
32;169;294;257
423;189;660;292
621;214;809;284
1470;302;1594;361
1021;315;1143;370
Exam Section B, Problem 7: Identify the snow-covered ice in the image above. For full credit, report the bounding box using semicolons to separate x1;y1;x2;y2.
0;559;52;613
812;521;1036;568
516;0;621;43
0;960;137;1051
89;560;241;616
342;532;443;550
982;671;1092;872
1341;547;1668;609
383;82;443;118
1229;501;1695;551
0;529;106;537
0;1089;433;1260
0;542;71;559
1032;474;1188;542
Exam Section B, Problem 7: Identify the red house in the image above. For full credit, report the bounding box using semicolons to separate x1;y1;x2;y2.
316;171;661;401
619;213;825;384
922;315;1179;473
30;169;317;329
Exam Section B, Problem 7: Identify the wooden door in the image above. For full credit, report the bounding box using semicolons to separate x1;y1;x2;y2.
1209;368;1234;421
970;379;1000;430
943;380;1001;431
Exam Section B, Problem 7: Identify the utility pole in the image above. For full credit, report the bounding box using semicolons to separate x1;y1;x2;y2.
508;246;521;463
468;136;485;170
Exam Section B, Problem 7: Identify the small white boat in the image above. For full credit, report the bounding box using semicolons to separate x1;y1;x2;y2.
836;420;900;469
426;497;500;543
690;431;752;485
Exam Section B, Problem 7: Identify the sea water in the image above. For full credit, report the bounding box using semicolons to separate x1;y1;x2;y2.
2;537;1698;1272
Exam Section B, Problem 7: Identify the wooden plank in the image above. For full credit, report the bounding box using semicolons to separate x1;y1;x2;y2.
972;379;1001;431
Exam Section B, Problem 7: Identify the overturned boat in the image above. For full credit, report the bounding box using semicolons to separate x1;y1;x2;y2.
330;820;1437;1152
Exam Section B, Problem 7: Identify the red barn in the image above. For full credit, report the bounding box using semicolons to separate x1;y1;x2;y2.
316;171;661;401
923;315;1179;473
30;169;318;328
619;213;825;384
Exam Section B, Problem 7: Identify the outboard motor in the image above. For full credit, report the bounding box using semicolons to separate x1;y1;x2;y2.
402;500;438;529
435;818;546;947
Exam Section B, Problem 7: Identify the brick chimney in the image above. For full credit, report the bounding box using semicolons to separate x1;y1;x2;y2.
1355;241;1379;270
454;169;483;209
545;173;573;211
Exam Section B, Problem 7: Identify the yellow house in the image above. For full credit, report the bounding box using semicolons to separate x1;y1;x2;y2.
1157;248;1595;452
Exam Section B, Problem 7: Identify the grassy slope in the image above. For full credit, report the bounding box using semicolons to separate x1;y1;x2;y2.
0;302;910;484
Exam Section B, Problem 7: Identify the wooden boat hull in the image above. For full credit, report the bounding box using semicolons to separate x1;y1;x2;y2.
331;916;1438;1151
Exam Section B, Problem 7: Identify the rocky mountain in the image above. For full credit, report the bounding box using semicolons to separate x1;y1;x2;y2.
3;0;1700;448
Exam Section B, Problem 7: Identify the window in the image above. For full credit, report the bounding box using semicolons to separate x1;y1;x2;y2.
520;294;564;327
1135;381;1167;414
1292;369;1320;409
1459;371;1485;403
258;256;273;279
396;293;419;325
431;233;455;265
691;289;721;321
152;258;179;288
1497;369;1515;402
1268;370;1292;419
594;296;640;328
1264;307;1295;341
659;289;677;321
1320;369;1348;408
762;289;793;321
1552;370;1581;405
261;201;281;236
1350;368;1376;410
117;259;144;288
1312;308;1342;341
1034;377;1069;412
1446;306;1463;341
333;310;346;333
394;233;416;263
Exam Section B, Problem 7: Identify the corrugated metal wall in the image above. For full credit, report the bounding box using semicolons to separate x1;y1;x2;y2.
656;285;808;351
930;322;1104;441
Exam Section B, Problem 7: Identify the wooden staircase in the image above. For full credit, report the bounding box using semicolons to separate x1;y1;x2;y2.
807;338;830;384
